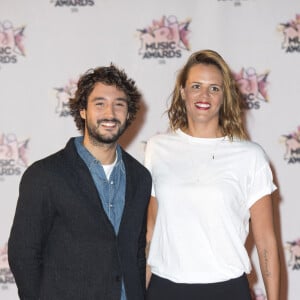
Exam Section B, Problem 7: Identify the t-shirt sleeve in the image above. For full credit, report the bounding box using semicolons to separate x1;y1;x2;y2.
144;138;156;197
247;148;277;208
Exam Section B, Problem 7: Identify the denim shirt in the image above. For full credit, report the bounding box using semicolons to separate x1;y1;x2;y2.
74;137;127;300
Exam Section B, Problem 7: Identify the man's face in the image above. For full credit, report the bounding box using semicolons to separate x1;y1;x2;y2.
80;82;128;145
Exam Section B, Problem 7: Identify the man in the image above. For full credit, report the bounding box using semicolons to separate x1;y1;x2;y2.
8;64;152;300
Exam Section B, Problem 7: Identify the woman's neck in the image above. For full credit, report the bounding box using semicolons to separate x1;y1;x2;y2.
182;125;223;138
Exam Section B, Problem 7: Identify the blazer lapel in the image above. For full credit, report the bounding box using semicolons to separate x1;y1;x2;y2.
117;150;136;236
63;138;116;234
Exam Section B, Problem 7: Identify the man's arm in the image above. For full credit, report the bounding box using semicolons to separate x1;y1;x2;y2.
146;196;158;288
8;165;53;300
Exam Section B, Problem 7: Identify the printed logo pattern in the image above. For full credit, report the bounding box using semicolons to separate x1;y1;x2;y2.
137;15;191;61
0;133;29;178
278;14;300;53
50;0;94;7
0;243;15;285
251;287;266;300
217;0;252;7
233;67;269;110
285;239;300;270
0;20;25;64
280;126;300;163
54;78;78;117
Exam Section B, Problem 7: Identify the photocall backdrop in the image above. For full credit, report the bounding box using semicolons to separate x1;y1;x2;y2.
0;0;299;299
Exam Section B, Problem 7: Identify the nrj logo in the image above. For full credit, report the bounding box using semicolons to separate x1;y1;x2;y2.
0;133;29;178
278;14;300;53
233;67;269;110
285;239;300;270
0;20;25;64
0;243;15;285
54;78;78;117
50;0;95;8
137;15;191;61
280;126;300;164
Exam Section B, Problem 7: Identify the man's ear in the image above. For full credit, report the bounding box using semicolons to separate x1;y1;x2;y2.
80;109;86;120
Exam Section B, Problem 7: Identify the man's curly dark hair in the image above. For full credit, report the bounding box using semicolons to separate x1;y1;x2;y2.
69;64;141;133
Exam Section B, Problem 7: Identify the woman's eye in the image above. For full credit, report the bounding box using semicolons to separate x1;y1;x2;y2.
191;84;200;89
210;86;220;92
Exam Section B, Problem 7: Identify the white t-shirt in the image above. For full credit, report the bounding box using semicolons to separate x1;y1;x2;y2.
144;129;276;283
102;151;118;180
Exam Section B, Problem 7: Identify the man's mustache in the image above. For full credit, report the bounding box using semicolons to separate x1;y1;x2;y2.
96;118;121;126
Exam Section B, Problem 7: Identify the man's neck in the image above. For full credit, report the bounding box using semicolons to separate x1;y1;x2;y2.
82;138;118;165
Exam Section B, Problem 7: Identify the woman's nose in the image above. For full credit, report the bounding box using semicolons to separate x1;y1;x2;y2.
198;87;211;98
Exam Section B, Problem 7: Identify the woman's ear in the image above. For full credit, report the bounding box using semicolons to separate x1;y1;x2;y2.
180;87;185;100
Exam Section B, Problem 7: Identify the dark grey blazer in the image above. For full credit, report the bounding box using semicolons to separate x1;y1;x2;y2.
8;138;152;300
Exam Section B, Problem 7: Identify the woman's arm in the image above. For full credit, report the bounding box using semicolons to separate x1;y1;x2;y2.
146;196;158;288
250;194;280;300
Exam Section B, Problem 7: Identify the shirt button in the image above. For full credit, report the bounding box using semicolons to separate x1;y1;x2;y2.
110;181;114;184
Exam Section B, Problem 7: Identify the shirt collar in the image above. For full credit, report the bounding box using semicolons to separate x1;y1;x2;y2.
74;136;123;170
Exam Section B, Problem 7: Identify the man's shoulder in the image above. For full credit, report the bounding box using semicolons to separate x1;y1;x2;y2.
22;138;76;176
121;149;143;168
21;149;64;182
121;149;151;177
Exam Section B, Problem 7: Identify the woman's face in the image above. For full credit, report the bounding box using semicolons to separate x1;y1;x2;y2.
181;63;224;130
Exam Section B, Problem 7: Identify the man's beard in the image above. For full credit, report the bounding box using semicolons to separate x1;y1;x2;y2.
86;118;127;145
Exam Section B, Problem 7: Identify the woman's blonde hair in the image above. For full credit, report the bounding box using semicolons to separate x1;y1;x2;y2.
167;49;248;140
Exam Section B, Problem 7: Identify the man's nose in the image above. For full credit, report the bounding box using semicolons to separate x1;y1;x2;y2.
103;103;115;118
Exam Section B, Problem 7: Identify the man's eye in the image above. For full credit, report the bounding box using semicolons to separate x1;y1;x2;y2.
115;102;127;108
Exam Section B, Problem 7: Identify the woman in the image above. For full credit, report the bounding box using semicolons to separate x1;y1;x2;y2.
145;49;280;300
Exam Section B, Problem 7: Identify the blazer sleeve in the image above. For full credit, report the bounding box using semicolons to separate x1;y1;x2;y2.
136;166;152;292
8;163;55;300
137;207;147;291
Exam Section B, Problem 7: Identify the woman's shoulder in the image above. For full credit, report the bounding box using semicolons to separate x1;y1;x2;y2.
232;138;268;160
